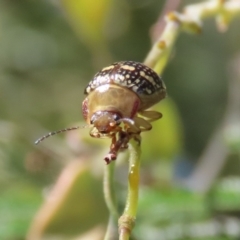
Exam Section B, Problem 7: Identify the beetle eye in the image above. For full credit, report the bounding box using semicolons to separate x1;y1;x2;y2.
90;115;96;125
113;114;121;123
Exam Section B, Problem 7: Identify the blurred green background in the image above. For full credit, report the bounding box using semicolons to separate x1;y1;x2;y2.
0;0;240;239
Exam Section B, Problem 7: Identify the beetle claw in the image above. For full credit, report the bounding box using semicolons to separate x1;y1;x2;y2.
104;153;117;164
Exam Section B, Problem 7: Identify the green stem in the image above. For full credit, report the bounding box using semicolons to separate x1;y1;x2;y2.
104;215;119;240
144;0;240;75
144;18;180;74
103;162;119;240
118;138;141;240
103;162;119;219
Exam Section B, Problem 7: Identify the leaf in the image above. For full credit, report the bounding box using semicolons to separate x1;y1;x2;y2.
61;0;113;46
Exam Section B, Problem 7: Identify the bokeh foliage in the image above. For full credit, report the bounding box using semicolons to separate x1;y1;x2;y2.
0;0;240;239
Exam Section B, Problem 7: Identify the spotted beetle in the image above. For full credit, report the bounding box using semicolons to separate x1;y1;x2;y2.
35;61;167;164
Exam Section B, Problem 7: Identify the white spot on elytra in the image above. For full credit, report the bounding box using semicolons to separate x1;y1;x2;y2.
146;89;152;94
119;75;124;80
121;65;135;71
140;71;145;77
102;65;114;71
132;86;138;92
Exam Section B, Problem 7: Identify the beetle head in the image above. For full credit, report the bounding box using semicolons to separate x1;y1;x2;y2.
90;111;122;134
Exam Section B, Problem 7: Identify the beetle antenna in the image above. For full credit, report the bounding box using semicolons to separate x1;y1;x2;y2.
35;125;90;145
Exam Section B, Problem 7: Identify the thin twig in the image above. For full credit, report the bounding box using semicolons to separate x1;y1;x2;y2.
103;162;119;240
150;0;181;42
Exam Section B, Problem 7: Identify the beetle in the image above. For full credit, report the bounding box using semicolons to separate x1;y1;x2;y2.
35;61;167;164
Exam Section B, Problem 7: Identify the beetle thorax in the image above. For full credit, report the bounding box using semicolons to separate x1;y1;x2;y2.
83;84;140;125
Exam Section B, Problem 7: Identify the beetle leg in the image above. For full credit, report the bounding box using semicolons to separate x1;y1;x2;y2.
90;126;120;139
133;133;141;145
104;131;130;164
139;110;162;122
90;127;102;138
119;118;141;135
125;123;141;135
128;110;162;133
134;116;152;132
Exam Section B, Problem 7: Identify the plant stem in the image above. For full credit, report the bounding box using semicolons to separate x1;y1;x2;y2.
118;138;141;240
103;162;119;240
144;0;240;75
144;17;180;74
104;215;119;240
